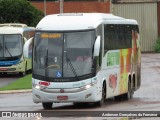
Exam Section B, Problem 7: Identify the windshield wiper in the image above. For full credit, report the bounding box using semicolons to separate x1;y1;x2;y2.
45;49;48;80
5;45;12;57
66;54;79;81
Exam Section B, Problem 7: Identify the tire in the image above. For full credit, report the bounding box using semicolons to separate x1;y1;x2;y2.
96;83;106;107
114;94;124;101
0;72;7;77
73;102;89;107
27;69;32;74
42;102;53;109
73;102;80;107
0;73;2;77
124;80;134;100
19;71;26;76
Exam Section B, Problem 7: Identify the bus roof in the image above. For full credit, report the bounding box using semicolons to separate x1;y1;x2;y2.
36;13;138;31
0;23;35;34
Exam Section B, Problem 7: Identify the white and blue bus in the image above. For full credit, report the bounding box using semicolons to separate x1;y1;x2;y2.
32;13;141;109
0;23;35;76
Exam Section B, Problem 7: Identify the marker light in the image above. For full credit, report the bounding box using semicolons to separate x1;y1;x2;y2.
92;77;97;85
39;81;50;86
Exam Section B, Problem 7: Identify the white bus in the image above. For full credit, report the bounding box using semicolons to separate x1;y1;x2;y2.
0;23;35;76
32;13;141;109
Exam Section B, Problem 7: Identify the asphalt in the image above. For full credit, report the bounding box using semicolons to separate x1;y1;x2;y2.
0;89;32;94
0;73;20;88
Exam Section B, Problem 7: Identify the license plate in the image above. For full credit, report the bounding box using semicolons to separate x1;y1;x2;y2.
57;96;68;100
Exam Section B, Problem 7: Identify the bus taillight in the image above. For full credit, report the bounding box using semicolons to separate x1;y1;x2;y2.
39;81;50;86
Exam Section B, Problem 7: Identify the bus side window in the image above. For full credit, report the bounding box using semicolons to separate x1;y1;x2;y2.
104;24;117;51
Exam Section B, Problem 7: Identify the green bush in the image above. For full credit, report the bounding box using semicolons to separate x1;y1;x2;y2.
155;37;160;52
0;0;44;26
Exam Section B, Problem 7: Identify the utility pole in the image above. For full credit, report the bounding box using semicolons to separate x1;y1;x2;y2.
110;0;113;14
110;0;115;14
44;0;46;16
60;0;63;14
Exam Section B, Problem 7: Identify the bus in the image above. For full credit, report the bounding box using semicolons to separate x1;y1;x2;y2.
32;13;141;109
0;23;35;76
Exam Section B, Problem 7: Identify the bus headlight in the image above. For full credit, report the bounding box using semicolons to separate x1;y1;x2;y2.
34;81;50;90
81;83;94;91
35;85;40;90
85;84;91;89
34;85;46;90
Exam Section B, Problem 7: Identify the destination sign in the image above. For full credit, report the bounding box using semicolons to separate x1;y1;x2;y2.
41;33;62;39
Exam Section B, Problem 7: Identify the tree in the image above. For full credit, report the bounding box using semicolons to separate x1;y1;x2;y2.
28;0;98;1
28;0;58;2
0;0;44;26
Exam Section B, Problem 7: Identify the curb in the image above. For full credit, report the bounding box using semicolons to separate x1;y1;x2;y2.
0;89;32;94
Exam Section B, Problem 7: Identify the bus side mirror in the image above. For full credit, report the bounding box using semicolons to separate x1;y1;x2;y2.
23;37;33;59
23;37;27;43
93;36;100;57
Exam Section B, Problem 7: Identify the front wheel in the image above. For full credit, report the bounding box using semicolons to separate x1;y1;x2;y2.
95;83;106;107
73;102;89;107
42;102;53;109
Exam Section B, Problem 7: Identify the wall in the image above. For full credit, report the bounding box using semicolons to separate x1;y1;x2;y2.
113;3;158;52
31;1;159;52
31;1;110;15
114;0;157;3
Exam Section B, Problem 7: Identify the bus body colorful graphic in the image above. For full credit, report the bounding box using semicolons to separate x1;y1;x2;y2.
0;23;35;76
32;13;141;109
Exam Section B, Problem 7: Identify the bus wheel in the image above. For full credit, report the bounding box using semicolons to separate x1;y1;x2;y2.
114;94;124;101
42;102;53;109
96;83;106;107
74;102;89;107
19;71;26;77
0;72;6;77
124;80;133;100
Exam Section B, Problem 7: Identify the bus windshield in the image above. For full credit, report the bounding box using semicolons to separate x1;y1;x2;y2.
0;34;22;58
33;31;95;80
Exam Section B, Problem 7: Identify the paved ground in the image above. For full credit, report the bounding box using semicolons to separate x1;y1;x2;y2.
134;53;160;99
0;73;20;88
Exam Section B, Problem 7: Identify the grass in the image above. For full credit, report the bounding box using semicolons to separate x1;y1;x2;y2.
0;74;32;91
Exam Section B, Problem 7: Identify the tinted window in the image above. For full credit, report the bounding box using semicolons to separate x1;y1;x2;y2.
104;24;133;51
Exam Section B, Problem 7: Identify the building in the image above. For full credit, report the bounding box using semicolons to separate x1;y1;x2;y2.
30;0;160;52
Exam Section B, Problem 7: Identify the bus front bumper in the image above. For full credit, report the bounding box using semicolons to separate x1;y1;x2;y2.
0;61;25;73
32;85;101;103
